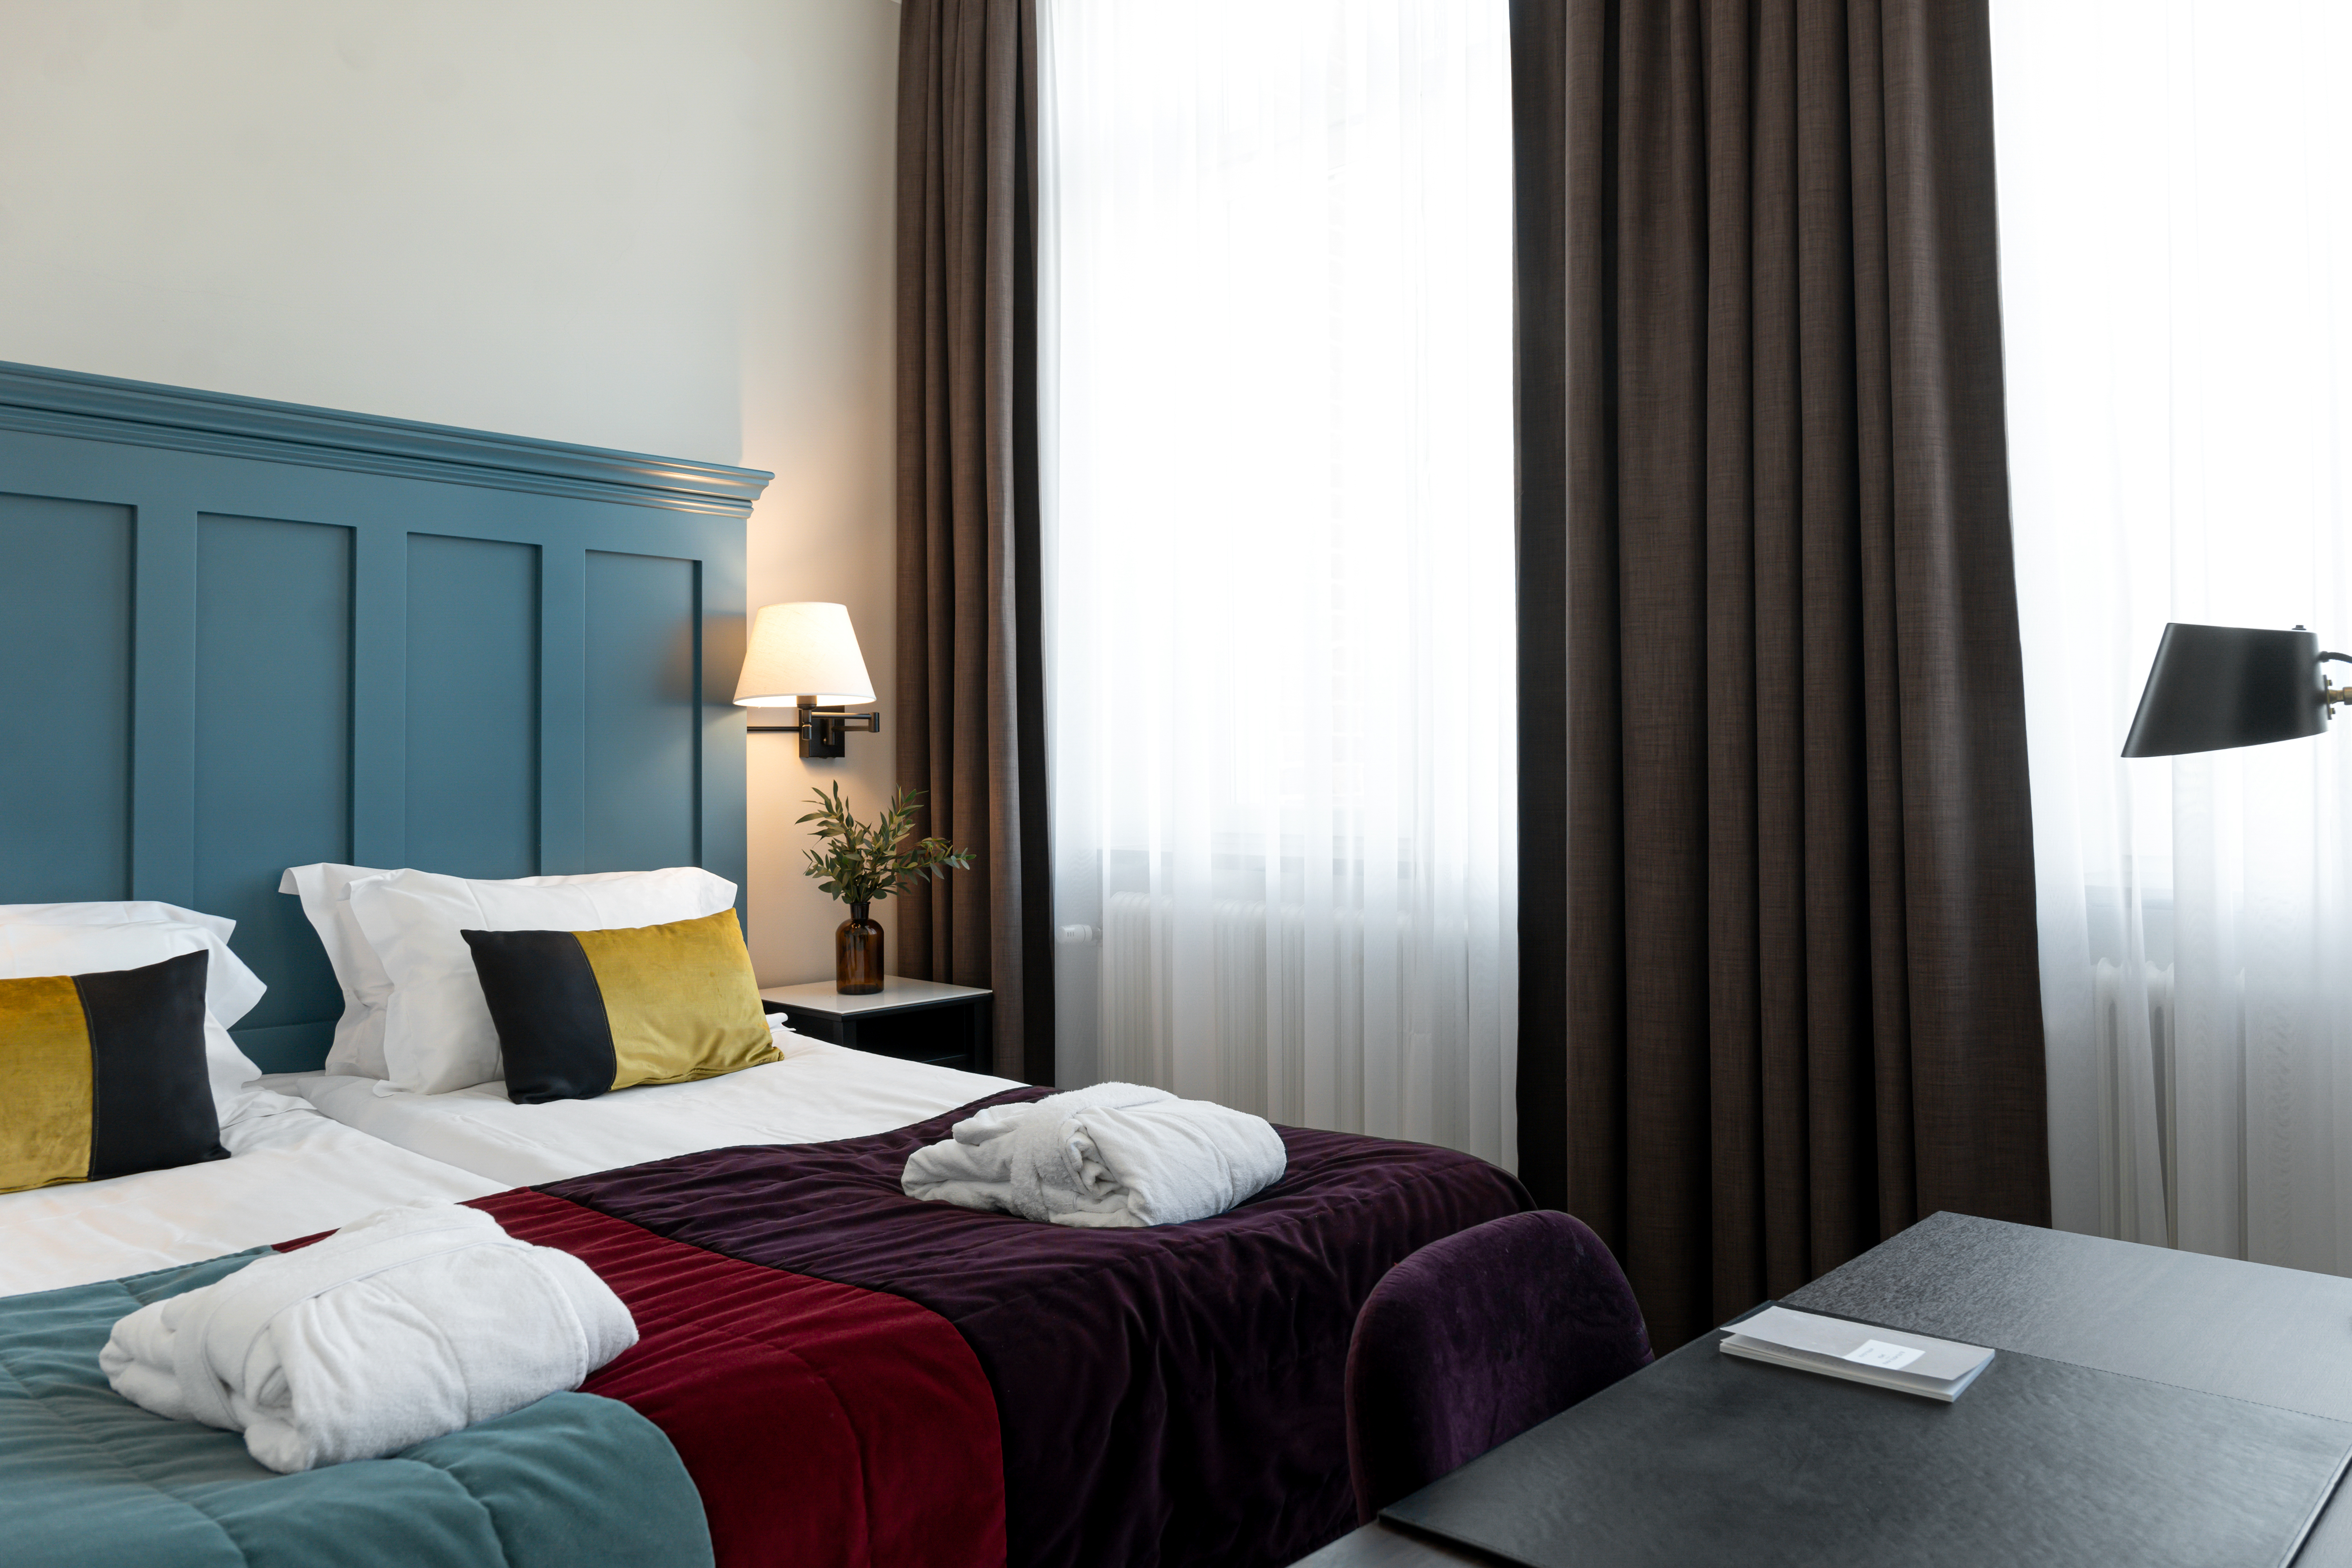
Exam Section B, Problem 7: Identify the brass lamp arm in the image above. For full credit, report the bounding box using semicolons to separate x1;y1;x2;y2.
2324;652;2352;718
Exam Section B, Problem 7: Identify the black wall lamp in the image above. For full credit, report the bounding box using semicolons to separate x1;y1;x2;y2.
2121;622;2352;757
734;601;883;759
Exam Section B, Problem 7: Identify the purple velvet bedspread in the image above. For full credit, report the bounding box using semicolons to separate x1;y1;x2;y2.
543;1089;1531;1568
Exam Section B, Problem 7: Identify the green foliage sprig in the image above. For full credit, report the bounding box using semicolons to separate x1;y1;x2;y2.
798;783;973;906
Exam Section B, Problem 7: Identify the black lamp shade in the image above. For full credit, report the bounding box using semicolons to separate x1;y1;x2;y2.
2120;623;2327;758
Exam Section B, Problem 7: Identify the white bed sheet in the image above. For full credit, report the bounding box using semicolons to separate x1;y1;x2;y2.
273;1024;1022;1189
0;1107;507;1299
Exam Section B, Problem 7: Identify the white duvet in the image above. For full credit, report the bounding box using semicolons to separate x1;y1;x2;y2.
275;1022;1022;1187
0;1108;506;1299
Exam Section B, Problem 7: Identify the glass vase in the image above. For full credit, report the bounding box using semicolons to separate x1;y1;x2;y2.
835;902;884;995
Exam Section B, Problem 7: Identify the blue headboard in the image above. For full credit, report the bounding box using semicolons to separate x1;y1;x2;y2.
0;360;768;1071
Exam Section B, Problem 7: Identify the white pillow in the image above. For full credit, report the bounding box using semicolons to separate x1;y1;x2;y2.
0;917;305;1129
278;865;398;1078
0;900;235;942
0;903;266;1027
346;866;741;1094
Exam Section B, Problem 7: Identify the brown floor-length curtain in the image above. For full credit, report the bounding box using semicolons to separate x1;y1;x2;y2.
895;0;1054;1083
1515;0;2049;1351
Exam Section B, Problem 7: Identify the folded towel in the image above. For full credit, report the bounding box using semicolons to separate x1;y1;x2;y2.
100;1201;636;1472
903;1083;1288;1228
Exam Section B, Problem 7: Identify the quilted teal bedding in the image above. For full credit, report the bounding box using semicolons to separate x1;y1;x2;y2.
0;1251;712;1568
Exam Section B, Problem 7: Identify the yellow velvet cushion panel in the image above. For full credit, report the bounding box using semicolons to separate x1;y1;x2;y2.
0;975;94;1193
573;909;778;1091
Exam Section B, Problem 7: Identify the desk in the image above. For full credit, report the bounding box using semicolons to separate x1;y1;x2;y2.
1295;1213;2352;1567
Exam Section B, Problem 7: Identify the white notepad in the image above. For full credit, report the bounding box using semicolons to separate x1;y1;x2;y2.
1719;1306;1996;1402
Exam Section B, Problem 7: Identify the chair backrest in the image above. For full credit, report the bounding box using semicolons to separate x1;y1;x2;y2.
1344;1210;1651;1521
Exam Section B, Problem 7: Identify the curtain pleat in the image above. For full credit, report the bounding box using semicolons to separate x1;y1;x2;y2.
895;0;1055;1083
1517;0;2049;1350
1514;0;1574;1215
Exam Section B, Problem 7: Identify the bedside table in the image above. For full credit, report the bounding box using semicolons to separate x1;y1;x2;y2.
759;976;993;1074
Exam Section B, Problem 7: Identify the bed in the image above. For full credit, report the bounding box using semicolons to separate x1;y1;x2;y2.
0;364;1530;1568
282;1066;1528;1568
0;1098;727;1568
265;1015;1530;1567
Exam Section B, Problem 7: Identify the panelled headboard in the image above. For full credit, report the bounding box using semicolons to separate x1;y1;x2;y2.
0;361;769;1071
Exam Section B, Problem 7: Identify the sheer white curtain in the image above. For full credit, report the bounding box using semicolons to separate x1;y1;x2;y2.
1036;0;1516;1166
1994;0;2352;1268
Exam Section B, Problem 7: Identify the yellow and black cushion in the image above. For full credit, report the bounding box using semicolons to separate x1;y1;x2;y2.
0;949;227;1194
463;909;780;1104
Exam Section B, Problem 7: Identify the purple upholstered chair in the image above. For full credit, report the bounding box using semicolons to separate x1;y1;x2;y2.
1344;1210;1652;1521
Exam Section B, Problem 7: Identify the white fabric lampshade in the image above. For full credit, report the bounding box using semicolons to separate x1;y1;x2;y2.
734;602;876;707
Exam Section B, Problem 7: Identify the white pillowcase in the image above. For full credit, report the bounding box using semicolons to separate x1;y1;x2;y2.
278;865;398;1079
0;913;304;1130
345;867;741;1095
0;902;267;1027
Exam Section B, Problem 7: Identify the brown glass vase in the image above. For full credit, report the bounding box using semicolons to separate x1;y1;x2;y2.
835;902;884;995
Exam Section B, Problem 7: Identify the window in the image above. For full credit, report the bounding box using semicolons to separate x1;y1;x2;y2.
1037;0;1517;1163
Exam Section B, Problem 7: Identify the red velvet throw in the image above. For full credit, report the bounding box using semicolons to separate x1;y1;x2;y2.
481;1189;1005;1568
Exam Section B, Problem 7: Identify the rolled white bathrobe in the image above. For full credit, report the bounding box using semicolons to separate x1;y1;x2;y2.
903;1082;1288;1228
101;1201;636;1473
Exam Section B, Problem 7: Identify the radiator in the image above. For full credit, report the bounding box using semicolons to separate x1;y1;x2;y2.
1097;891;1408;1118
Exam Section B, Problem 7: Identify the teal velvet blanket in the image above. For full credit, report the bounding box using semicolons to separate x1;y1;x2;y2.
0;1252;713;1568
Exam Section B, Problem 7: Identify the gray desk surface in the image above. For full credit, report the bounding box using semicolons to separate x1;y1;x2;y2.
1297;1212;2352;1568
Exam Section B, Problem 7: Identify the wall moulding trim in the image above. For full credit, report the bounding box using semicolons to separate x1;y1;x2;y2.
0;359;773;517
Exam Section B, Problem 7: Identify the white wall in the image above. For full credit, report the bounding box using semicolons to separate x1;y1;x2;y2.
0;0;904;987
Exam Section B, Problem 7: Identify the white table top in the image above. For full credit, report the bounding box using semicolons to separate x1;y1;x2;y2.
759;975;992;1017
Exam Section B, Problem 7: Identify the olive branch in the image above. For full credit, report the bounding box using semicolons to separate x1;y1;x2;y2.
797;783;973;906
